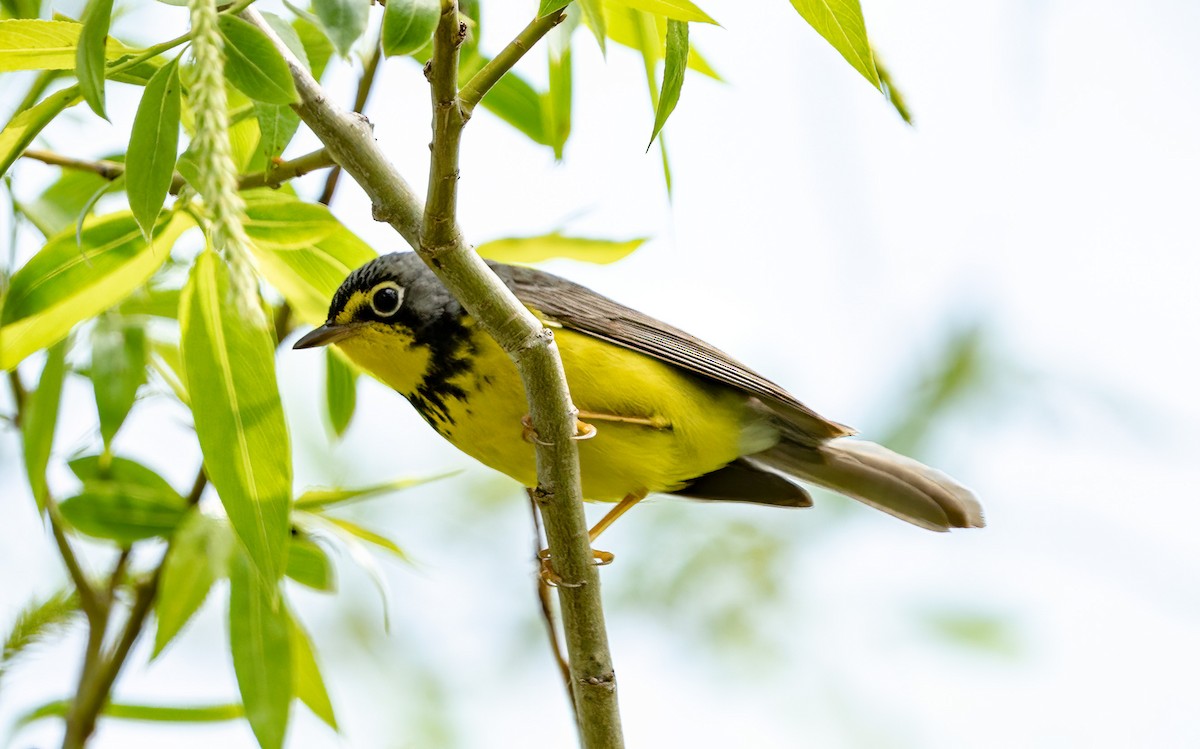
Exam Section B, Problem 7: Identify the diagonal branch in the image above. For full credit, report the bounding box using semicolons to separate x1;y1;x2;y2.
459;11;567;115
243;6;625;747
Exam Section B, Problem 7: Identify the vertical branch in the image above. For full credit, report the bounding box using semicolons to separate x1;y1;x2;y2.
244;7;626;747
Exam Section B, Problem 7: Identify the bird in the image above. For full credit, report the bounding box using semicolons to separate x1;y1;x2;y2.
294;252;984;555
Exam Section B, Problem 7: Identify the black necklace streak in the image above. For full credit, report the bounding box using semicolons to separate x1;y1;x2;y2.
403;309;475;438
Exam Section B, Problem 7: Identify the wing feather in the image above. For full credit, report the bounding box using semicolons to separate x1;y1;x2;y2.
490;261;853;444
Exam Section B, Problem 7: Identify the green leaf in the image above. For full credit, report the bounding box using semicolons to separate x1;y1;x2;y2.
578;0;606;53
477;232;646;265
539;0;572;17
625;8;673;194
127;58;181;239
381;0;437;58
240;190;377;326
312;0;368;57
286;535;335;592
1;587;79;682
0;84;79;177
254;103;302;164
325;515;407;560
12;699;243;732
20;340;66;508
0;19;138;72
15;164;109;238
0;210;191;370
295;513;393;628
608;0;716;24
60;455;187;544
647;18;686;149
260;10;310;68
0;0;41;20
180;251;291;586
473;59;550;146
218;15;299;105
293;16;334;80
289;614;336;729
154;510;231;657
786;0;880;89
875;53;912;124
293;472;455;511
119;285;181;319
148;337;189;405
604;8;719;79
324;347;356;438
75;0;113;118
228;551;292;749
544;23;573;159
90;316;148;448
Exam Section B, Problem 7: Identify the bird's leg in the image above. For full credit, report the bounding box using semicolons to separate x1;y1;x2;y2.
538;490;648;586
521;414;597;445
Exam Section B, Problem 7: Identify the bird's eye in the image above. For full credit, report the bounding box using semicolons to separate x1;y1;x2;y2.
369;282;403;317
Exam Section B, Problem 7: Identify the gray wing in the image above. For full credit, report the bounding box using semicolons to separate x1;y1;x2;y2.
490;261;854;444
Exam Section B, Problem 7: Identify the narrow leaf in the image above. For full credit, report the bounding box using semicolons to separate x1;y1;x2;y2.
12;699;243;732
875;53;913;124
578;0;606;53
240;190;376;326
127;58;181;239
0;84;79;177
20;340;66;508
254;103;302;164
648;19;687;148
324;348;356;438
293;16;334;80
0;211;191;370
608;0;716;24
15;164;109;238
289;614;337;729
59;456;187;544
545;24;573;159
154;510;232;656
180;251;291;585
218;15;299;105
312;0;368;57
75;0;113;117
294;472;456;511
381;0;438;58
228;551;292;749
0;19;147;72
90;316;148;448
477;232;646;265
286;536;335;592
539;0;572;17
324;516;407;561
787;0;880;89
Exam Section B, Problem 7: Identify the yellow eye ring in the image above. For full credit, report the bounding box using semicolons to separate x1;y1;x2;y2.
369;281;404;317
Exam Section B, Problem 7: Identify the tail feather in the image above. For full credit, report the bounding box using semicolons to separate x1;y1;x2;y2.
748;439;985;531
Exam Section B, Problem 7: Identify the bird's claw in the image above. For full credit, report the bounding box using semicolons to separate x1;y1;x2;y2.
522;414;597;445
537;547;614;587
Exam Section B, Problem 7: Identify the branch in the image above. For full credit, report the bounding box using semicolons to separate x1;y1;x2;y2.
318;29;383;206
19;148;337;195
244;7;625;747
459;10;567;115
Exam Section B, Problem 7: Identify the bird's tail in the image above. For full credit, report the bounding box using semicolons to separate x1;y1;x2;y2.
747;438;985;531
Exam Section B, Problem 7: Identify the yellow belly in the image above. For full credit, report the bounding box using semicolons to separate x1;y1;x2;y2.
339;318;775;501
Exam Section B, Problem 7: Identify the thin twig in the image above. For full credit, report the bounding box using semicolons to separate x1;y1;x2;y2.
459;10;567;115
318;31;383;206
19;148;337;195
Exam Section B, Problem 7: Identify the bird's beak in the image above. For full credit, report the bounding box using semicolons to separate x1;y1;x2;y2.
293;324;356;349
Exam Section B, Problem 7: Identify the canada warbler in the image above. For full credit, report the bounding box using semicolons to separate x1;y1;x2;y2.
295;253;984;537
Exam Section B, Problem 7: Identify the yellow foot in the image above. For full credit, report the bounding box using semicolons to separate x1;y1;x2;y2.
537;547;615;587
521;414;597;445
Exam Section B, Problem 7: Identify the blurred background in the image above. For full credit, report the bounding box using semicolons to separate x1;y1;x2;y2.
3;0;1200;746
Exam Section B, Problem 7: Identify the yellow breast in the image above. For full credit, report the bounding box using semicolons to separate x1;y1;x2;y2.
339;317;775;501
